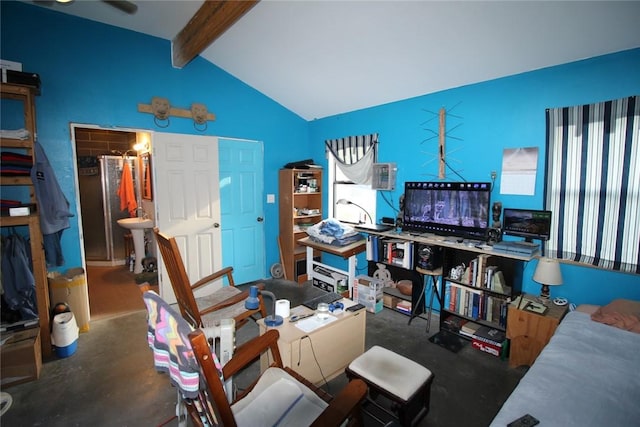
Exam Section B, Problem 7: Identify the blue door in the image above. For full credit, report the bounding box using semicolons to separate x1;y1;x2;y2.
219;139;265;284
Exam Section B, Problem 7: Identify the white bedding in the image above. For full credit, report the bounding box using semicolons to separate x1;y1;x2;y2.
490;310;640;426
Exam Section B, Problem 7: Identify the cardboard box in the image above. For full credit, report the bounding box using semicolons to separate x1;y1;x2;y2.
356;275;384;313
383;294;396;309
355;275;384;296
48;268;91;332
1;327;42;388
361;298;383;313
311;264;347;294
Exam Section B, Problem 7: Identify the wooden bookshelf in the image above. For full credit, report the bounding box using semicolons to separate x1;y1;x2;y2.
278;168;322;283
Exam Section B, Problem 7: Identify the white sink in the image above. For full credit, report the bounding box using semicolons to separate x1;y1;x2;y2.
117;218;154;274
117;217;154;230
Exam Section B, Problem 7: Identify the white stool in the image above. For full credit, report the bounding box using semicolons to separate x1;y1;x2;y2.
345;345;434;426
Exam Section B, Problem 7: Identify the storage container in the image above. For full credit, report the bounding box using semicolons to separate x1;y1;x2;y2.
51;312;79;358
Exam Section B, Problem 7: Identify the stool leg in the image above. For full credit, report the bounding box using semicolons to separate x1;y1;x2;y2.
426;276;436;332
408;279;426;325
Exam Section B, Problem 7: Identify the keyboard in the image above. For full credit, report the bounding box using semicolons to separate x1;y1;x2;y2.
302;292;343;310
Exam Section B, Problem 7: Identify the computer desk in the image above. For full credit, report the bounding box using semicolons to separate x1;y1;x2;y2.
298;236;367;298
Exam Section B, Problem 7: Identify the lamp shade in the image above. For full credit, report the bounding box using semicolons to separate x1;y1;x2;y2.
533;257;563;286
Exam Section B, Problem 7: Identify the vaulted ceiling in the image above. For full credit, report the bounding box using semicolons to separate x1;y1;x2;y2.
27;1;640;120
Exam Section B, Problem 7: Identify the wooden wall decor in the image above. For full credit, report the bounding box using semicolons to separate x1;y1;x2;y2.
137;99;216;122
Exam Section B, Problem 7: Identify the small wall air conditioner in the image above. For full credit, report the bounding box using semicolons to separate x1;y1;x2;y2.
371;163;397;191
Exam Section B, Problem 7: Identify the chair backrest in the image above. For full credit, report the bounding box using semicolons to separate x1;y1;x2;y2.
153;227;203;327
188;327;285;427
142;290;224;426
188;328;367;427
142;290;206;397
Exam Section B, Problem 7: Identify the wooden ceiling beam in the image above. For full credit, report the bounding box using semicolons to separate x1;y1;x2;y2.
172;0;259;68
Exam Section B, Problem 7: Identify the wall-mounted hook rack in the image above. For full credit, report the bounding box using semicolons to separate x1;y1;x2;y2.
137;99;216;122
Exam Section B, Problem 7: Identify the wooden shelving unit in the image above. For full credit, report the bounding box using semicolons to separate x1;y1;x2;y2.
440;249;523;335
1;82;51;358
278;168;322;283
362;229;534;358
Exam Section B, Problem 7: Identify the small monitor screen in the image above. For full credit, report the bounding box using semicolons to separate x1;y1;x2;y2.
502;208;552;242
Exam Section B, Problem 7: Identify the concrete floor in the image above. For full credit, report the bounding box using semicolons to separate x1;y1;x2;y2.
1;279;525;426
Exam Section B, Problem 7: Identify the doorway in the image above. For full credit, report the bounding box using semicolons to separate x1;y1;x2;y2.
74;127;138;263
152;134;266;302
72;125;152;318
219;138;265;283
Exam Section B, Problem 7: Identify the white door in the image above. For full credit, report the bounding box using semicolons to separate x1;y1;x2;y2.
153;133;222;303
219;139;265;283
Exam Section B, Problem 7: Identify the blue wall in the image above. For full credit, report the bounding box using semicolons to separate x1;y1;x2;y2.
2;1;638;305
1;1;308;275
309;50;640;306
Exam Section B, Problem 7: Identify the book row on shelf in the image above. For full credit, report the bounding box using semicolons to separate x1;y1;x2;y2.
395;300;411;314
456;253;511;295
365;235;414;270
444;282;510;328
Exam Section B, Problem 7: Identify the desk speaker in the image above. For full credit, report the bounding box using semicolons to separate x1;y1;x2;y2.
417;244;442;271
487;228;502;245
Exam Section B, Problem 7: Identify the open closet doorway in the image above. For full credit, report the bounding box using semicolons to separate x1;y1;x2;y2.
71;125;155;320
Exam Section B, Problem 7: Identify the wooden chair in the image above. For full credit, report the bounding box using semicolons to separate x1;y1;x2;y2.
142;290;367;427
153;227;267;329
189;326;368;427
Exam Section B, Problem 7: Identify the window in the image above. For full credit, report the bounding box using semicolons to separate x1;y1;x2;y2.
325;133;378;224
545;96;639;273
328;155;376;224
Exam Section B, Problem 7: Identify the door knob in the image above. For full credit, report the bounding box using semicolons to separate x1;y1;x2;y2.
257;217;264;222
213;223;220;228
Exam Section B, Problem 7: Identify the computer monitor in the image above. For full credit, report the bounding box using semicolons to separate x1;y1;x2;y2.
502;208;552;242
402;181;491;240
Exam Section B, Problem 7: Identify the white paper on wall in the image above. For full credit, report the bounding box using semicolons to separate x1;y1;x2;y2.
499;147;538;196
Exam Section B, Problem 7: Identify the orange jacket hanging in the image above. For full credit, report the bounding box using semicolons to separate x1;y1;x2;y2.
118;162;137;217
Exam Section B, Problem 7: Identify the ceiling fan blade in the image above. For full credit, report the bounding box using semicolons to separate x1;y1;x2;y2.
102;0;138;15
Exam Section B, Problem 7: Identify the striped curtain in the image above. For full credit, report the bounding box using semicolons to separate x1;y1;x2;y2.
325;133;378;185
545;96;639;274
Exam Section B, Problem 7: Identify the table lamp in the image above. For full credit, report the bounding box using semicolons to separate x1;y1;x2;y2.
245;285;283;326
336;199;373;224
533;257;563;302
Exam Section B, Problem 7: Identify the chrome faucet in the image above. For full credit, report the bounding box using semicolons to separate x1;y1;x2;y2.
135;207;148;219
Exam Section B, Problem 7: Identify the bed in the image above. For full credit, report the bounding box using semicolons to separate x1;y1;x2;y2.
490;301;640;426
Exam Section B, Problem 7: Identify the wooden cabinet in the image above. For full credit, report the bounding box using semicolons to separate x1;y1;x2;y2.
278;168;322;283
1;83;51;358
507;299;568;367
